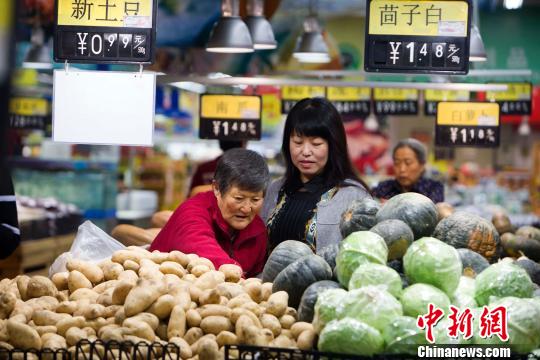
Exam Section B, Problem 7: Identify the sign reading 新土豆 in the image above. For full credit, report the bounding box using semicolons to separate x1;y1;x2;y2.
54;0;157;64
373;88;419;115
435;102;500;147
327;87;371;117
199;95;262;141
486;83;532;116
365;0;471;74
424;89;470;115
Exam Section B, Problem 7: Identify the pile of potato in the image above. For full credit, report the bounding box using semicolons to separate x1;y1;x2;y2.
0;246;316;359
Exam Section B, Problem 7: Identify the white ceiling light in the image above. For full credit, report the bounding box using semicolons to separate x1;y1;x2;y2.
293;16;330;63
364;112;379;131
504;0;523;10
469;25;487;62
206;0;254;53
245;0;277;50
518;116;531;136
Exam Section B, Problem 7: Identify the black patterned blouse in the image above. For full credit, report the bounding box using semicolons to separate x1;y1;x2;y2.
372;177;444;203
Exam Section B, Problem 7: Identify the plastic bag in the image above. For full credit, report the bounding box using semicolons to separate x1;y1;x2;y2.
49;220;125;276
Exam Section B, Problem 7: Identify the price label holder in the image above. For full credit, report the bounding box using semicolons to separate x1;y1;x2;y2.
435;102;500;147
281;86;325;114
365;0;471;74
486;82;532;115
373;88;419;115
326;87;372;117
54;0;157;64
199;95;262;141
424;89;470;115
9;97;51;130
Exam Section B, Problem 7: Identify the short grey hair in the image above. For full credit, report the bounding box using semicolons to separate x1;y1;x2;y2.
393;138;427;164
214;148;270;195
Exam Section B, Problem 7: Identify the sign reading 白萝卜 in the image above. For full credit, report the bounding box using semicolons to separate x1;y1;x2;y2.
365;0;471;74
199;95;262;141
54;0;157;64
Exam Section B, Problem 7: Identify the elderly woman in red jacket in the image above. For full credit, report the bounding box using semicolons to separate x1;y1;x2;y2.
150;148;270;278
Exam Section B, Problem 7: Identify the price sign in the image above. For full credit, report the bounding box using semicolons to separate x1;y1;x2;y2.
424;89;470;115
54;0;157;64
365;0;471;74
435;102;500;147
486;83;532;115
373;88;419;115
9;97;51;130
281;86;325;114
326;87;371;117
199;95;262;140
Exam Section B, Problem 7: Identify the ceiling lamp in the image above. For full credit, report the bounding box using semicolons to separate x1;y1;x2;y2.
469;25;487;62
206;0;254;53
23;26;53;69
518;116;531;136
293;16;330;63
245;0;276;50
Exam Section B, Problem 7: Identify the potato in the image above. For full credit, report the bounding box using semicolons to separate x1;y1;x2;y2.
279;315;296;330
123;259;140;272
82;326;96;337
170;288;192;312
169;336;193;359
155;322;168;341
0;340;13;350
55;291;69;303
111;249;145;265
34;325;57;336
200;316;233;335
168;251;190;267
197;337;221;360
56;316;85;337
244;282;262;303
218;264;242;283
189;285;203;303
242;325;268;346
16;276;30;301
285;307;297;319
66;327;87;346
281;329;293;338
216;331;237;347
32;310;69;326
0;292;16;320
124;277;167;317
226;294;251;309
111;281;135;306
26;296;59;312
69;288;99;303
123;312;159;331
66;259;104;284
272;334;295;348
51;272;69;291
168;305;186;339
230;308;261;328
291;322;313;339
96;288;114;307
191;265;211;277
41;333;67;349
150;251;169;264
0;319;8;341
260;314;281;337
118;270;139;284
240;301;263;317
235;315;254;342
56;301;77;314
184;327;204;345
266;291;288;318
124;321;155;341
67;271;92;293
114;307;126;325
186;309;202;328
82;304;106;320
7;319;42;349
216;283;244;300
243;278;262;286
10;301;33;322
99;326;125;342
190;334;216;356
102;262;124;281
26;276;57;299
183;274;197;283
102;305;121;319
199;289;220;306
200;305;231;319
194;271;225;290
187;258;215;272
93;280;118;294
148;294;175;320
297;329;316;350
160;261;187;277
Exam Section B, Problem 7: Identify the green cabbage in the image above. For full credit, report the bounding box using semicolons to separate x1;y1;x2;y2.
348;263;403;298
336;231;388;287
452;276;478;309
341;286;403;332
403;237;462;296
474;261;534;306
383;316;427;354
318;318;384;356
312;288;348;333
401;283;451;318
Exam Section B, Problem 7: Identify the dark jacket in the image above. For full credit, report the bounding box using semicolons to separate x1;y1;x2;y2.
372;177;444;203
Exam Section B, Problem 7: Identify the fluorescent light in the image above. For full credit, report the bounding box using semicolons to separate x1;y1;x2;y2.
170;81;206;94
504;0;523;9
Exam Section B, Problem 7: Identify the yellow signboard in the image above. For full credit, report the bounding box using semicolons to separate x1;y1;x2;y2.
57;0;153;28
200;95;261;120
281;86;325;100
0;0;12;30
327;87;371;101
9;98;49;116
369;0;469;37
374;88;418;101
437;102;499;126
486;83;532;101
425;90;470;102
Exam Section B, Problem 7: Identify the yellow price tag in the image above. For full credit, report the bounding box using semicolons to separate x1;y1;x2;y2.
374;88;418;101
281;86;325;100
369;0;469;37
12;69;39;87
425;90;470;102
486;83;532;101
437;102;499;126
200;95;261;120
327;87;371;101
9;98;49;116
0;0;13;30
57;0;153;28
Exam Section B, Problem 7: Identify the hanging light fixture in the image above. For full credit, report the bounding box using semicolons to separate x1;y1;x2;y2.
293;0;330;63
364;112;379;131
206;0;254;53
23;25;53;69
469;0;487;62
518;116;531;136
245;0;277;50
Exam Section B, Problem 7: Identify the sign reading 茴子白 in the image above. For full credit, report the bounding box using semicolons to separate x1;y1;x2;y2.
54;0;156;64
365;0;471;74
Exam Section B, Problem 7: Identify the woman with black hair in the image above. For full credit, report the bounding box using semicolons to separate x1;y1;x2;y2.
261;97;371;253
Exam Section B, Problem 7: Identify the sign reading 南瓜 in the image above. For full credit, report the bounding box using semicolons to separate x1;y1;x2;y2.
424;89;470;115
365;0;471;74
486;83;532;115
281;86;325;114
326;87;371;117
373;88;419;115
199;95;262;141
54;0;157;64
435;102;500;147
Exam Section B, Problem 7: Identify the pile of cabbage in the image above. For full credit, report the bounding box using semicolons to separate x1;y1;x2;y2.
314;231;540;356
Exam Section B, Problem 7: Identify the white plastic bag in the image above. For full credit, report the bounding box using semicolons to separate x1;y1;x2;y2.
49;220;125;276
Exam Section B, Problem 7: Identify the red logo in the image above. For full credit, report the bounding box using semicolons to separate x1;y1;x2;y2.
447;305;474;340
479;306;509;341
416;303;445;343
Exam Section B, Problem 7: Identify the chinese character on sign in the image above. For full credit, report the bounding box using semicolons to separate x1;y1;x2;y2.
379;4;398;26
447;306;474;340
417;304;444;343
389;42;401;65
72;0;94;20
216;101;228;115
402;4;420;26
124;1;140;15
97;0;118;22
479;306;508;341
425;4;442;26
448;44;460;64
212;121;220;136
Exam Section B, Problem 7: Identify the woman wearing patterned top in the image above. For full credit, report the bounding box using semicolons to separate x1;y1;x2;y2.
261;97;371;253
372;138;444;203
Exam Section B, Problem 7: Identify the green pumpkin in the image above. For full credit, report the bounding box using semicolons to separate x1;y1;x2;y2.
317;244;339;270
457;248;489;278
339;198;381;238
297;280;342;322
516;257;540;286
262;240;313;282
501;233;540;261
370;219;414;260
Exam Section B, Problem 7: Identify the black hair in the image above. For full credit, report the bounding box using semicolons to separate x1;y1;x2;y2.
214;148;270;194
393;138;427;164
219;140;244;152
281;97;369;191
